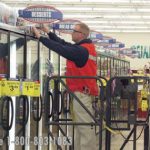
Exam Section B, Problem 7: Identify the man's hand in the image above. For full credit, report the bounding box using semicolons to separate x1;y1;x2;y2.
32;26;41;39
41;24;49;33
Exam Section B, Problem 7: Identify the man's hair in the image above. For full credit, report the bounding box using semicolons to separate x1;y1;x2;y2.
76;23;90;38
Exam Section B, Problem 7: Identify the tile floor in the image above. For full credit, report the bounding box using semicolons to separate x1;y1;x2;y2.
103;126;148;150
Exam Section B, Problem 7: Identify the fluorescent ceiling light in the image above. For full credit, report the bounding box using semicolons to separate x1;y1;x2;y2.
57;7;92;11
64;14;101;18
29;0;150;3
83;20;150;25
31;0;80;1
138;8;150;12
93;8;135;12
82;0;130;2
95;29;150;33
104;15;141;19
119;21;150;24
4;0;30;2
90;25;150;29
132;0;150;3
78;17;150;21
83;20;108;24
59;7;136;12
64;14;143;19
142;16;150;19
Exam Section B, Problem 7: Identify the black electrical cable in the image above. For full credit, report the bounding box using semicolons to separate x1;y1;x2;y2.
105;77;150;146
116;111;149;142
110;90;149;142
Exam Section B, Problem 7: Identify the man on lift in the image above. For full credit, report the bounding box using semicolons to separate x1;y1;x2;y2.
32;23;98;150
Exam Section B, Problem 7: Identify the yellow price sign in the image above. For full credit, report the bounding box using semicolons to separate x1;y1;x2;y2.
141;89;147;97
101;78;107;86
0;81;2;96
141;100;148;111
33;82;40;97
2;80;20;96
22;82;34;96
1;79;6;96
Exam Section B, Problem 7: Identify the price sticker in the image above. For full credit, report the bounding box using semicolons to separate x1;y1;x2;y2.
0;81;2;96
101;78;107;86
1;80;20;96
141;100;148;111
33;82;40;97
141;89;147;97
22;82;34;96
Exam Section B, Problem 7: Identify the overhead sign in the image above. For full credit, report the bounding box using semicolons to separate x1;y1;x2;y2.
108;42;125;48
130;45;150;59
18;5;63;23
97;42;125;48
52;19;81;34
119;48;134;58
96;43;109;48
89;31;103;40
97;36;116;44
53;23;74;30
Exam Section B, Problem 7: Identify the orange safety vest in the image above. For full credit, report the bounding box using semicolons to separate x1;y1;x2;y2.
66;43;98;96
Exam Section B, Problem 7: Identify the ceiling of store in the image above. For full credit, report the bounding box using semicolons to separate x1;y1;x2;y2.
2;0;150;33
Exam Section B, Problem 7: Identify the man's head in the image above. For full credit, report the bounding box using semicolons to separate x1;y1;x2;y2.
72;23;90;43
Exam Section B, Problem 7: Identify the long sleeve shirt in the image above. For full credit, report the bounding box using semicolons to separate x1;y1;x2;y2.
39;32;91;67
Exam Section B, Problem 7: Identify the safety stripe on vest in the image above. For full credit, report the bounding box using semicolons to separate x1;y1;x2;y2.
89;54;97;62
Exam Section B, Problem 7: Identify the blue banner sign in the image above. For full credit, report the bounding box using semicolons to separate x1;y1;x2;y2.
89;31;103;39
97;38;116;44
119;48;139;58
96;42;124;49
97;43;109;48
108;42;125;48
51;19;81;33
53;23;74;30
18;5;63;23
102;36;116;43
